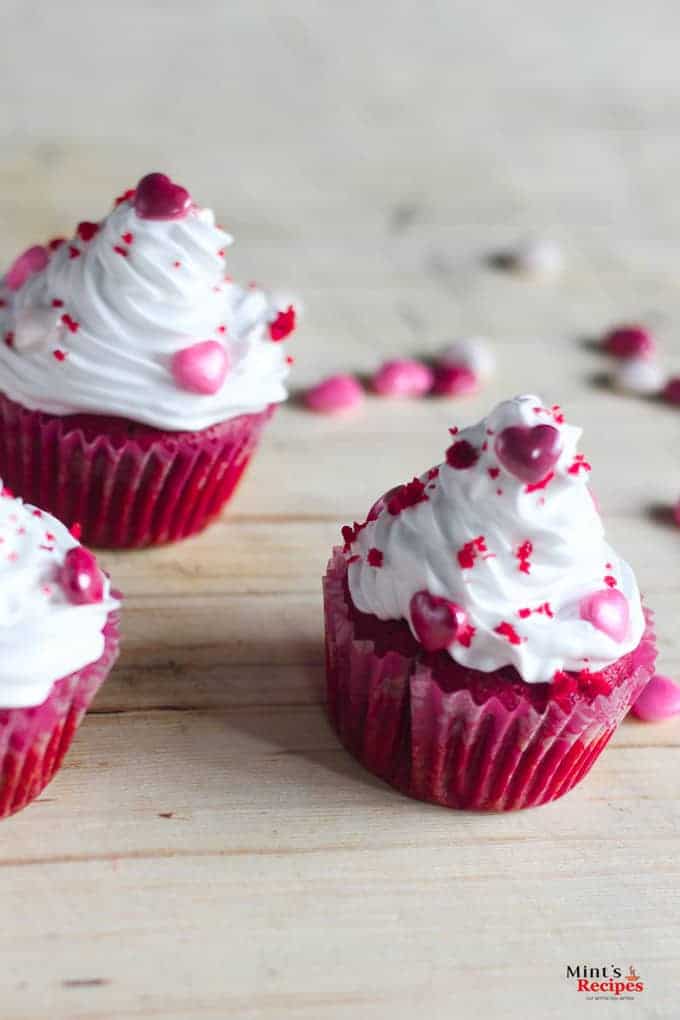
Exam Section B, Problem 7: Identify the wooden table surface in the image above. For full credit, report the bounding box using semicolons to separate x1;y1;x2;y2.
2;2;680;1018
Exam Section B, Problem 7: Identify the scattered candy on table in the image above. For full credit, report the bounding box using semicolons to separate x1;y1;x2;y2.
431;363;479;397
439;337;495;379
371;359;433;397
630;674;680;722
603;324;655;359
303;374;364;414
508;238;563;278
611;357;665;396
662;376;680;405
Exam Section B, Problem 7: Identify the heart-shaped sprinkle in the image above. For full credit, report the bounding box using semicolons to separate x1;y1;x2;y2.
371;359;433;397
410;590;467;652
5;246;49;291
59;547;104;605
303;374;364;414
579;588;629;642
494;424;562;483
134;172;192;221
171;340;229;395
630;674;680;722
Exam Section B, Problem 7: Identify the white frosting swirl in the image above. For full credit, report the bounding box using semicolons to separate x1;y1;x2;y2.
0;488;118;707
0;197;291;430
346;395;644;683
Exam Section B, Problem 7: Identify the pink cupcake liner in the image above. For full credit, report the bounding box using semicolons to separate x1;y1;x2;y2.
0;392;275;548
323;549;656;811
0;610;120;820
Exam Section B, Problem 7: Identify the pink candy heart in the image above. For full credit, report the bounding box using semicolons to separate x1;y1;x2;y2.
603;324;655;360
494;424;562;483
134;172;192;221
631;674;680;722
431;363;479;397
171;340;229;395
410;590;467;652
59;547;104;605
5;245;49;291
579;588;629;642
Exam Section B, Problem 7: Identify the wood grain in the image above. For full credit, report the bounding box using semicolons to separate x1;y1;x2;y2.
1;2;680;1018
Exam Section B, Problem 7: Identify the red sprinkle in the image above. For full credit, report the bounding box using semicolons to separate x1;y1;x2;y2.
68;246;81;259
367;547;383;567
53;349;67;361
77;221;99;242
61;313;79;333
48;237;65;251
173;261;182;268
114;188;136;206
446;439;479;470
286;355;294;365
387;478;428;515
121;232;134;245
216;325;226;334
4;331;14;348
604;575;617;588
495;621;522;645
488;467;500;479
113;245;128;257
69;522;82;540
457;535;488;570
525;471;554;494
341;520;368;550
269;305;296;342
516;539;533;574
51;298;64;308
568;454;591;475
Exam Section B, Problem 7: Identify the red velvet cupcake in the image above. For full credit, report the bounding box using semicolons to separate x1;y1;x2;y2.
0;486;120;819
323;395;655;810
0;173;296;547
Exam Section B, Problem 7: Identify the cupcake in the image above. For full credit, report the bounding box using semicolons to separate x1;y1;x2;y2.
0;172;295;547
324;395;655;810
0;485;119;819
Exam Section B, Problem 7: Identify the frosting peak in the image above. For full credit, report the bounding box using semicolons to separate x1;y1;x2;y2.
0;176;294;431
0;487;119;707
345;395;645;683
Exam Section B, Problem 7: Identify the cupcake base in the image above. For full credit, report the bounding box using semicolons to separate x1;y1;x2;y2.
324;549;656;811
0;610;120;820
0;393;274;548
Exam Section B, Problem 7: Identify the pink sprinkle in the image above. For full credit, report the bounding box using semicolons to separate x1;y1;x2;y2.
370;359;433;398
631;674;680;722
431;363;478;397
603;324;655;360
603;575;617;588
303;374;363;415
216;325;226;335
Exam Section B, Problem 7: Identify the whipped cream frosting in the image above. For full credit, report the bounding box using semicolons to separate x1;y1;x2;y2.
0;184;293;431
345;395;645;683
0;488;118;708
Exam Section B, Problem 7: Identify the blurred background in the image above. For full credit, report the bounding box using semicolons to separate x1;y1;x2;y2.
3;1;680;384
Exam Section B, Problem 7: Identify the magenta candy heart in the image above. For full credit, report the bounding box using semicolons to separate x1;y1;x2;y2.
134;172;192;220
631;674;680;722
579;588;629;642
5;245;49;291
410;590;467;652
171;340;229;395
494;424;562;483
59;547;104;605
